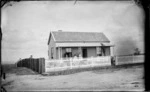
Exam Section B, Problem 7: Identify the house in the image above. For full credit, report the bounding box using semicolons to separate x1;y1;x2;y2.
47;30;114;60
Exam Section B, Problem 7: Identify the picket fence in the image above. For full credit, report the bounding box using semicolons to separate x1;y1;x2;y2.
15;55;144;74
45;56;111;72
115;55;144;65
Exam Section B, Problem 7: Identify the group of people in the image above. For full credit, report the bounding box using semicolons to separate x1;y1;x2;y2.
63;52;82;59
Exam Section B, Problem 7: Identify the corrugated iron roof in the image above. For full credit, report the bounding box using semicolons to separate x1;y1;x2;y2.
48;31;110;44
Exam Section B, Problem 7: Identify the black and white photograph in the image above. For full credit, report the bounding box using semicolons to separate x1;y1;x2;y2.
1;0;146;91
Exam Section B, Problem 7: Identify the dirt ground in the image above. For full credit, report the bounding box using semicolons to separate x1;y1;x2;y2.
2;64;144;91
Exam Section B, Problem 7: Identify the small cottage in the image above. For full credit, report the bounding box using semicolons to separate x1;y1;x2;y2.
47;30;114;59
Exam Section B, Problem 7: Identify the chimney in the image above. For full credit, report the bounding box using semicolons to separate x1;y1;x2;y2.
58;30;62;32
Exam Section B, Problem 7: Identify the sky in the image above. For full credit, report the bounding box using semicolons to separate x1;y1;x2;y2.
1;1;144;64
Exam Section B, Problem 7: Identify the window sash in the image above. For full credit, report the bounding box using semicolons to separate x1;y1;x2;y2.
66;48;71;52
96;47;101;54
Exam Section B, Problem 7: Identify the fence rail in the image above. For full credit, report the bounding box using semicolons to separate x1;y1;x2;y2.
45;56;111;72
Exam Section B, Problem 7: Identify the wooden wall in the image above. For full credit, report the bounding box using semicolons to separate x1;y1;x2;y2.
16;58;45;74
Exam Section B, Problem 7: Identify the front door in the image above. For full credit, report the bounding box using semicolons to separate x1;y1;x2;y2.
82;48;87;58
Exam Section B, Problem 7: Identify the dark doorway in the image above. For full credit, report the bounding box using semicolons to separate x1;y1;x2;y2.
82;48;87;58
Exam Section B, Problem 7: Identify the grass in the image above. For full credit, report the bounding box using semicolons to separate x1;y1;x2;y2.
43;63;143;76
2;64;38;75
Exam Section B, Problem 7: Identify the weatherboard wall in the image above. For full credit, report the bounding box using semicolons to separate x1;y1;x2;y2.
48;33;56;60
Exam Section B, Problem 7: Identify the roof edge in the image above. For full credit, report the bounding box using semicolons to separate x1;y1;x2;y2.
51;31;56;42
55;41;110;43
50;31;110;42
47;31;56;45
51;31;104;34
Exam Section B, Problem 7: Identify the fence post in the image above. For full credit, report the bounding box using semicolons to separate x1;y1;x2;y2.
35;59;37;72
91;57;93;67
24;59;26;67
29;58;31;69
32;59;34;71
30;59;33;70
115;56;118;65
70;58;72;69
27;59;29;68
34;59;36;71
32;59;34;70
42;58;45;73
34;59;37;72
38;59;40;73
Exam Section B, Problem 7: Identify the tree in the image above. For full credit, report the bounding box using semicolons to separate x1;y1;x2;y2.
134;48;140;55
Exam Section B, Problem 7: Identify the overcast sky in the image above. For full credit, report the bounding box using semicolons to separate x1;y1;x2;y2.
2;1;144;64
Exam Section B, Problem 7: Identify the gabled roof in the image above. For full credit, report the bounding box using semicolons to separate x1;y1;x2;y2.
48;31;110;45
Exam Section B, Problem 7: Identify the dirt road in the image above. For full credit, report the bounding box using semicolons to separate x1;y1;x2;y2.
2;64;144;91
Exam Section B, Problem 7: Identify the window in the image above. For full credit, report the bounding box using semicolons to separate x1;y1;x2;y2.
66;48;71;52
96;47;102;56
64;48;72;58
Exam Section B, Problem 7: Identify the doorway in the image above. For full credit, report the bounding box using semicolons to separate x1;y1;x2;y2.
82;48;87;58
